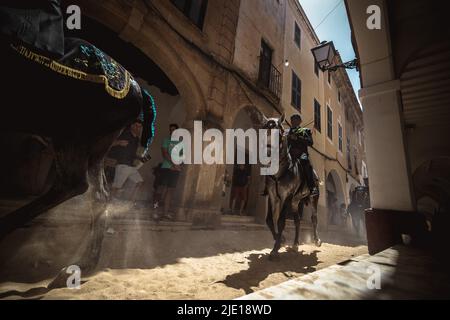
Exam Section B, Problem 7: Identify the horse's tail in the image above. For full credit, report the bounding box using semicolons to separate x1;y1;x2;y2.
140;88;157;155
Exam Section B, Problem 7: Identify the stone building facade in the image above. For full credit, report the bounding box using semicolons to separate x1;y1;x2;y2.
281;0;366;228
2;0;365;229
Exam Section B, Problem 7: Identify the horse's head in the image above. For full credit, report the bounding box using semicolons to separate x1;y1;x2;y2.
261;113;286;153
261;113;286;133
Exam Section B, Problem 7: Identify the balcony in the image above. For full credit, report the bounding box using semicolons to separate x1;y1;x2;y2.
257;55;282;100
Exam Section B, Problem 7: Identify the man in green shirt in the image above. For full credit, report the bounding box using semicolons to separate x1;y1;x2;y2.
157;123;183;220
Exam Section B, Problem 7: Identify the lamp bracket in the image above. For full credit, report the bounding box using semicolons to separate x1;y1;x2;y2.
323;59;359;72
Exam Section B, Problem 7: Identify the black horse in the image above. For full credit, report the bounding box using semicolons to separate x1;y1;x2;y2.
0;5;156;277
262;115;321;260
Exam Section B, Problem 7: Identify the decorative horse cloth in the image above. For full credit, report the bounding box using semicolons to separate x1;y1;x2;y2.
10;38;132;100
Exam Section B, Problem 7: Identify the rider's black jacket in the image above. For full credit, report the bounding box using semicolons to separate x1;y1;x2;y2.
287;127;313;160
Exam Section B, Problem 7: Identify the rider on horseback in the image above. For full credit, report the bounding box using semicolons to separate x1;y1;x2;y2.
287;114;319;197
261;114;319;197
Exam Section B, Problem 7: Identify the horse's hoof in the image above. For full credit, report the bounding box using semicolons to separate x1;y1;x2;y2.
269;252;280;261
315;239;322;247
290;244;300;252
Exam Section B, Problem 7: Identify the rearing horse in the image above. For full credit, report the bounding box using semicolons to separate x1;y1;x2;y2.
262;115;321;260
0;5;156;278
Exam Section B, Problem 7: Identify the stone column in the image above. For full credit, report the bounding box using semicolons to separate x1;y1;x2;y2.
360;80;425;255
359;80;415;212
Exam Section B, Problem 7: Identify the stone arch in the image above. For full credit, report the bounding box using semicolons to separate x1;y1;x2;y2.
222;105;265;219
413;157;450;213
226;105;266;129
76;1;208;123
326;169;346;226
69;1;214;208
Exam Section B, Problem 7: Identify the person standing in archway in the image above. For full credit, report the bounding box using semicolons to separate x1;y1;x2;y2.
157;123;183;221
109;120;145;203
229;164;251;215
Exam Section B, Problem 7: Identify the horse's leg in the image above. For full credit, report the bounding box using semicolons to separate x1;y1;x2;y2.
76;160;107;273
265;197;278;241
48;132;121;289
311;196;322;247
0;145;89;241
293;202;303;250
270;206;287;260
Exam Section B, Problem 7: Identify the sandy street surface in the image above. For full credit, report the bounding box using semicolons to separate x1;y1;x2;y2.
0;217;367;300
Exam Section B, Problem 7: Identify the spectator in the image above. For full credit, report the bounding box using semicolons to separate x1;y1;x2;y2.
152;162;163;209
109;119;144;203
157;123;183;220
339;203;348;226
229;164;251;215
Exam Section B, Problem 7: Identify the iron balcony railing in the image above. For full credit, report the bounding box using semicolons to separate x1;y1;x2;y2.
257;55;282;100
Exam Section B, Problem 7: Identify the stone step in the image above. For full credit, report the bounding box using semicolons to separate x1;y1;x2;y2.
221;214;256;223
237;246;450;300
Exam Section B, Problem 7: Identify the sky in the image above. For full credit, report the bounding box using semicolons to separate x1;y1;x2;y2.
298;0;361;102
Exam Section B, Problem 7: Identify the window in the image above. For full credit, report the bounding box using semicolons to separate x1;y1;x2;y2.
314;62;319;76
294;22;301;49
172;0;209;29
314;99;321;132
291;71;302;110
327;71;331;85
338;123;343;152
257;39;281;98
338;90;341;103
258;40;273;88
327;106;333;141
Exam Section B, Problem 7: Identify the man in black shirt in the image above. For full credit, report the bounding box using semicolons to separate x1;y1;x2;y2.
229;164;251;215
109;120;144;200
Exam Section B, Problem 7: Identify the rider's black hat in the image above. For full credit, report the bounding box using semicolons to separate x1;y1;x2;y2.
291;114;302;122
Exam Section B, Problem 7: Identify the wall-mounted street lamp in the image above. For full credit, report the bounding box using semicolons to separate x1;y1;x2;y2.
311;41;359;72
276;59;290;68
